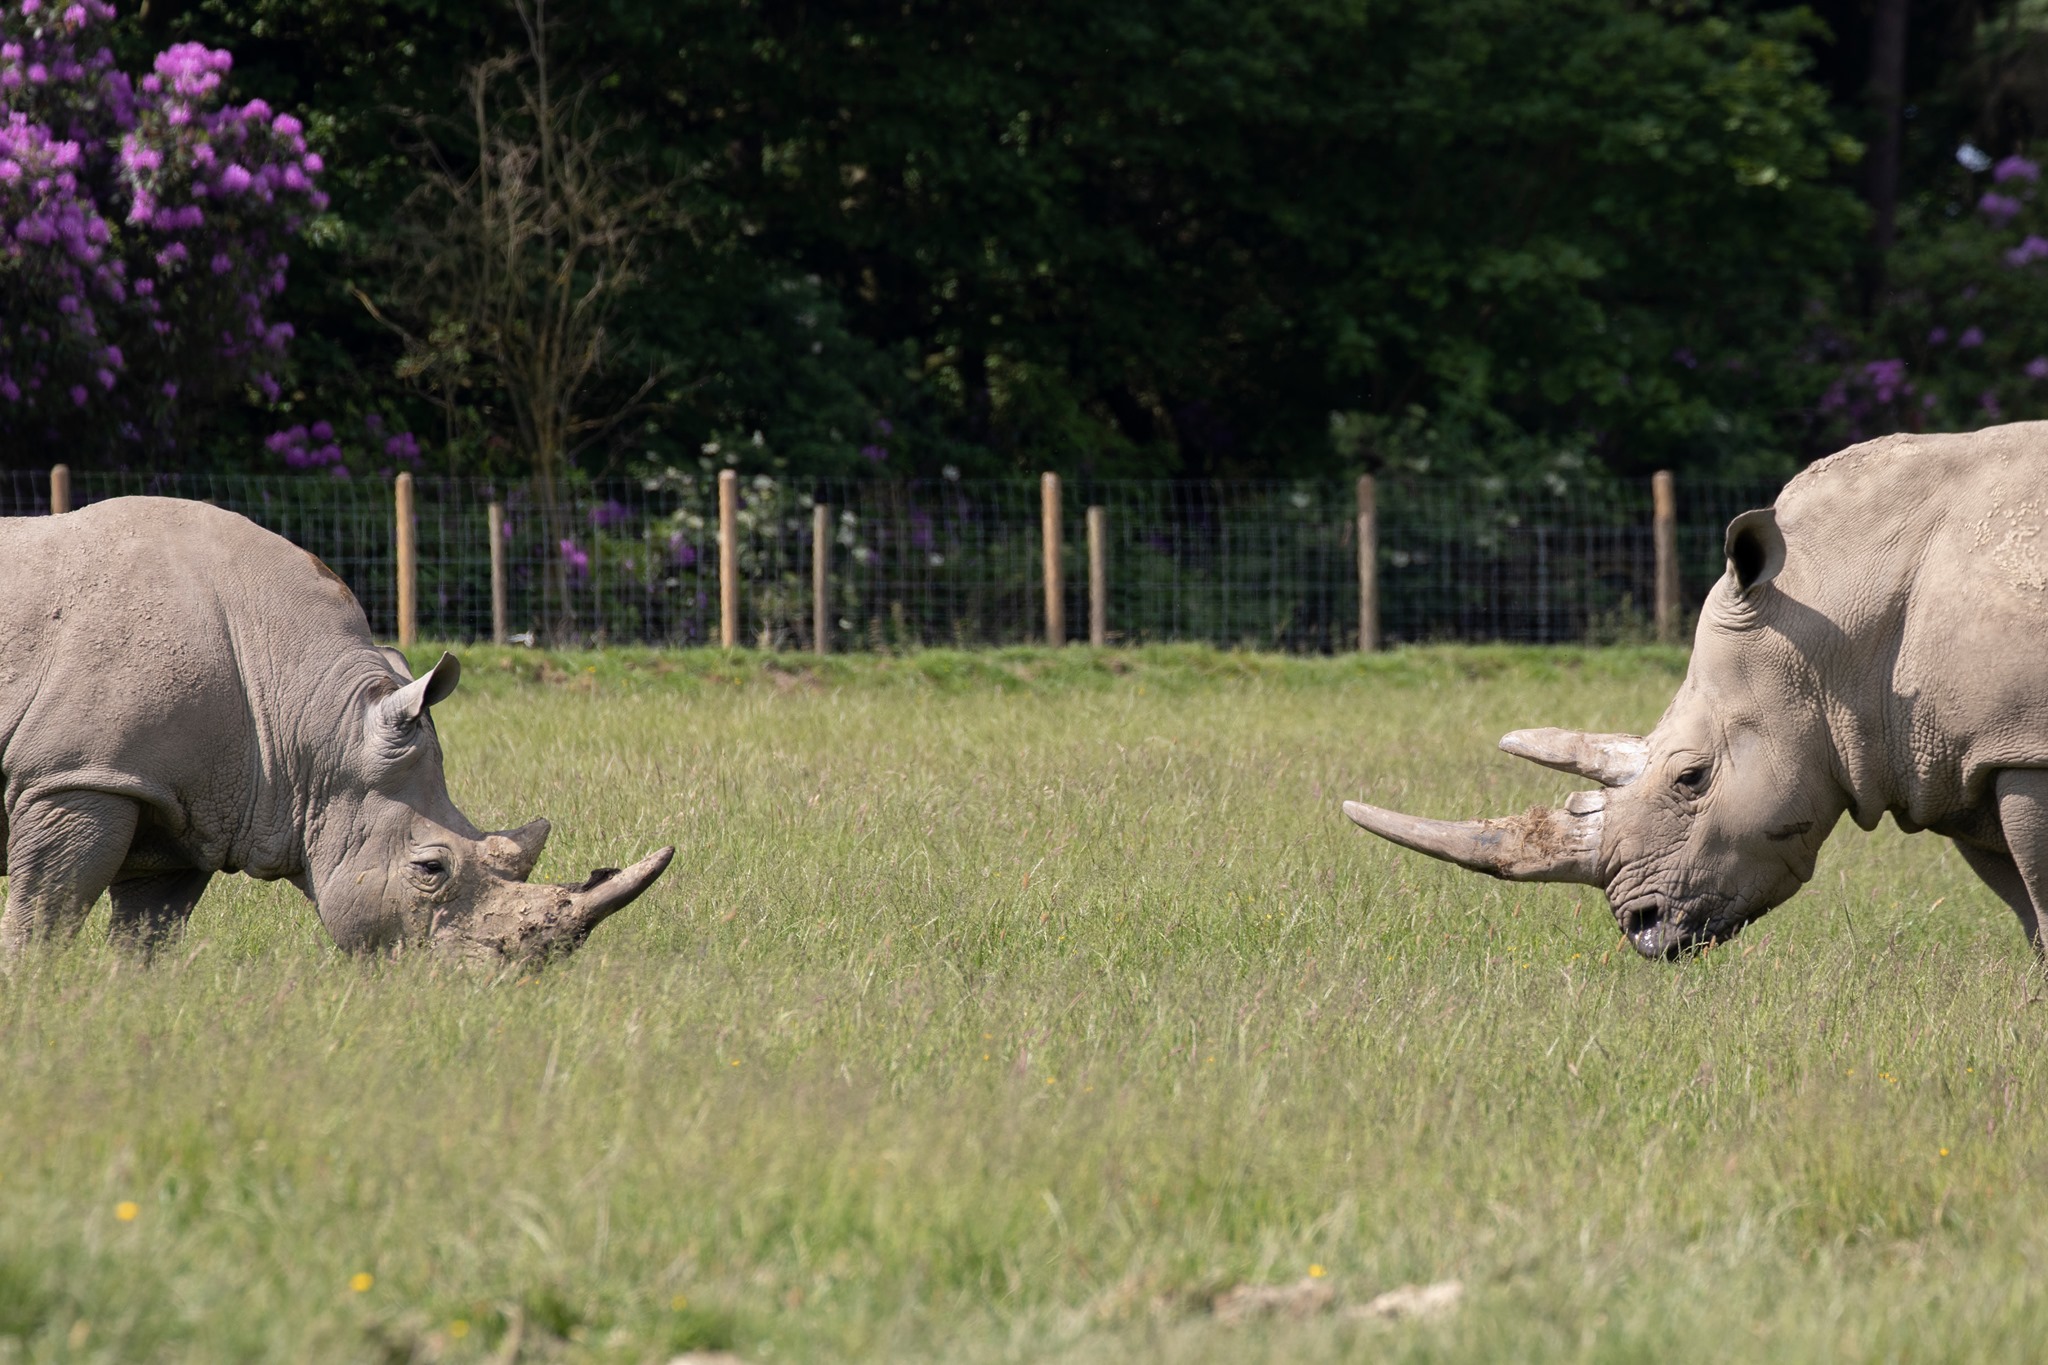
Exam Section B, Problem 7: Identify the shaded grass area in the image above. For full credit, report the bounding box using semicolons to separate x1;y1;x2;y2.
2;646;2045;1360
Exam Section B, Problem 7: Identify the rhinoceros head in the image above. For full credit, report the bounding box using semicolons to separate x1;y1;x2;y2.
1345;508;1846;959
303;652;674;961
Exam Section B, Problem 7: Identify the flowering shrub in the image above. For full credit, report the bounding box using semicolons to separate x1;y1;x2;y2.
0;0;323;456
263;411;422;479
1818;150;2048;443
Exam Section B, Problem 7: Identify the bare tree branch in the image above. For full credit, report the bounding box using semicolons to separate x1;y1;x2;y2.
359;0;674;639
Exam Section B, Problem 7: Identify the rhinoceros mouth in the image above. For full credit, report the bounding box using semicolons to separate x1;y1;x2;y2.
1617;892;1751;960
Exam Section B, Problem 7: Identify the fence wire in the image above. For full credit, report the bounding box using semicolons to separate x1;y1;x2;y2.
0;470;1783;649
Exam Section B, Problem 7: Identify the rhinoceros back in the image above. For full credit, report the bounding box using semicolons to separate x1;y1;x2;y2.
0;497;382;876
1765;422;2048;823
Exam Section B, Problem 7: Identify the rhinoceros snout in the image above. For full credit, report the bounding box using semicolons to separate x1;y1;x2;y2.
431;843;677;964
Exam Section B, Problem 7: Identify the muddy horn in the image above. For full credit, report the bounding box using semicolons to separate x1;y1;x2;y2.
436;844;676;963
1342;792;1604;883
565;846;676;939
1498;727;1648;788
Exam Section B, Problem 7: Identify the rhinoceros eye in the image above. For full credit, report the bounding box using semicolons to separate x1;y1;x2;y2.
1675;765;1710;793
410;855;451;884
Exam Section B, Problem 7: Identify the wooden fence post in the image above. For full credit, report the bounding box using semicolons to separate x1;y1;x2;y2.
1041;472;1064;645
1086;504;1107;646
1356;474;1378;652
718;469;739;649
394;472;417;649
487;501;508;645
1652;470;1678;644
813;502;831;655
49;464;71;515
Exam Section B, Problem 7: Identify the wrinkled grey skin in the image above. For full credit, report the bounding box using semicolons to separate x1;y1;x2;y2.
0;496;673;959
1346;422;2048;960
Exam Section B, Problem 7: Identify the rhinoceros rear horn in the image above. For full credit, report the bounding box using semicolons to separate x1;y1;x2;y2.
1343;795;1603;884
1499;727;1648;787
482;817;552;881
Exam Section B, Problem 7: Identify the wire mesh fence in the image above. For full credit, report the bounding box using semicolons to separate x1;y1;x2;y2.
0;468;1784;650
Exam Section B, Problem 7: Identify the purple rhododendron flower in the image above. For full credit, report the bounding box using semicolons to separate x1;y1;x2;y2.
1960;326;1986;348
383;431;420;463
559;538;590;581
1995;155;2041;184
2007;235;2048;267
860;443;888;463
1979;191;2023;223
0;2;321;454
1928;326;1949;345
2027;357;2048;380
1864;358;1909;403
1982;389;2004;417
589;498;630;530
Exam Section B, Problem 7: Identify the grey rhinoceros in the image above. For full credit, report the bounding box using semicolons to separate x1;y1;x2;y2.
0;495;672;959
1345;422;2048;959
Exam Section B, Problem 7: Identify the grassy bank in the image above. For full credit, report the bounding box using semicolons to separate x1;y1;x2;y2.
416;641;1694;700
1;646;2041;1361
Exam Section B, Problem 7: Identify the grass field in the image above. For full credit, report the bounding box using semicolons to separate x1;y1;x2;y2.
4;643;2047;1362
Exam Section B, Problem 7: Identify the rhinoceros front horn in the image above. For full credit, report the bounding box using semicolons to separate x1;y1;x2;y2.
1499;727;1648;787
1342;794;1604;884
564;845;676;938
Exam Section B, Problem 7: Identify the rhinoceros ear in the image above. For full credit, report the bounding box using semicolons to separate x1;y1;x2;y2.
1724;508;1785;594
382;651;461;725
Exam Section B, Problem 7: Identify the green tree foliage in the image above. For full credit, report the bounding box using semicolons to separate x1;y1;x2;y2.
108;0;1868;481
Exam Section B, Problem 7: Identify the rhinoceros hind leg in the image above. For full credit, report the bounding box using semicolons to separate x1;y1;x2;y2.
1952;839;2040;958
1;791;141;953
108;869;212;956
1974;769;2048;961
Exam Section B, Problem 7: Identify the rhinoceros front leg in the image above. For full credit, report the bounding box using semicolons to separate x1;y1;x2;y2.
108;870;213;955
1;791;141;952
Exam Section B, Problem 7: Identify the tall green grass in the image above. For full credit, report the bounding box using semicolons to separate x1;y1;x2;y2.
1;646;2042;1361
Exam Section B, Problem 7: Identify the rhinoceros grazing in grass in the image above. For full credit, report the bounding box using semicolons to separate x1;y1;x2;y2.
0;496;672;960
1346;421;2048;960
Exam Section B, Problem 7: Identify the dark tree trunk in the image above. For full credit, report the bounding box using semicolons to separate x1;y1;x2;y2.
1865;0;1910;284
960;346;993;448
1102;385;1157;447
